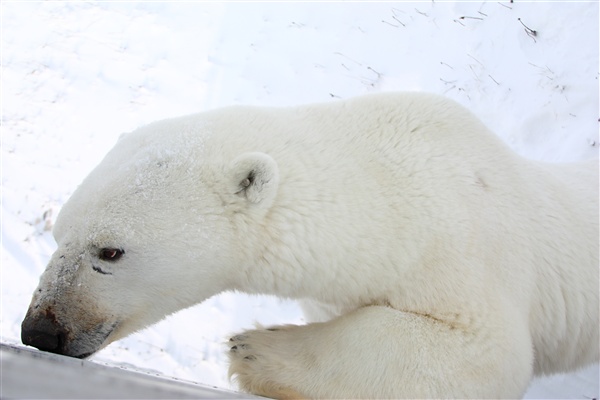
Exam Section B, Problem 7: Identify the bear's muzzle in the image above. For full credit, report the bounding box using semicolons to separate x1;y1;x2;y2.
21;305;116;359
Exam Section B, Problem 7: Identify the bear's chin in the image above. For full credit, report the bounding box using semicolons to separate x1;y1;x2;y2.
68;321;119;359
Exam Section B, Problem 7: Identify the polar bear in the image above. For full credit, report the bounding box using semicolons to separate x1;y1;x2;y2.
22;92;598;399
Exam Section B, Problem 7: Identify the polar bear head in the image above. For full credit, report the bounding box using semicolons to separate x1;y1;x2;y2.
21;114;280;358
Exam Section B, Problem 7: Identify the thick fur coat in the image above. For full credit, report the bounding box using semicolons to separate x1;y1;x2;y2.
22;93;599;398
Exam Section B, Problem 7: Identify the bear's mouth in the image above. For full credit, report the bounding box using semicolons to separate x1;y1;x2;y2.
71;321;120;359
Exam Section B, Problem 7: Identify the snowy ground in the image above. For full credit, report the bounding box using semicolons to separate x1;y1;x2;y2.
1;2;598;398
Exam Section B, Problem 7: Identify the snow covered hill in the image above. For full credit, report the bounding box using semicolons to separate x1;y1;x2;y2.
2;2;598;398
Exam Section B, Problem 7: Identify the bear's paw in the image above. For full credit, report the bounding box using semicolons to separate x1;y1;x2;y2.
227;326;306;399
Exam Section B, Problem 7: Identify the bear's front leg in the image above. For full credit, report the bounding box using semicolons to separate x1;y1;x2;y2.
228;305;533;399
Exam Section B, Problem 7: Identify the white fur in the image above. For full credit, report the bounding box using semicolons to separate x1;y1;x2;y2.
23;93;598;398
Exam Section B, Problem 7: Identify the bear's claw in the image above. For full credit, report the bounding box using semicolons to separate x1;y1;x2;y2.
229;333;258;361
229;334;247;342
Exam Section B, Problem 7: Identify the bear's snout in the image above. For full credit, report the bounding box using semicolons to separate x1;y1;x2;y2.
21;308;69;355
21;300;119;359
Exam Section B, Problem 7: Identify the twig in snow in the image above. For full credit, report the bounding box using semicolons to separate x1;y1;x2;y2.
453;19;466;26
488;75;500;85
458;87;472;101
518;18;537;42
528;62;544;71
368;66;382;78
468;64;481;82
415;8;428;17
440;61;454;69
382;19;400;28
443;85;457;94
334;52;362;66
392;16;406;27
498;2;513;9
528;62;555;80
460;16;484;21
468;54;484;67
440;78;457;85
391;7;405;16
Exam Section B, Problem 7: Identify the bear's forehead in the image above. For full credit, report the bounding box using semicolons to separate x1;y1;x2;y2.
53;159;215;244
53;201;137;243
52;117;220;245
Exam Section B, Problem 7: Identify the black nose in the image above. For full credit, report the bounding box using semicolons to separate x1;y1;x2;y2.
21;310;68;354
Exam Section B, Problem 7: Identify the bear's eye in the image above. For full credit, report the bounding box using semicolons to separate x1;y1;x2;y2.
99;248;124;262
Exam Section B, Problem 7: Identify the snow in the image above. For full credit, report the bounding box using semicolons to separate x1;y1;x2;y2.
1;2;598;398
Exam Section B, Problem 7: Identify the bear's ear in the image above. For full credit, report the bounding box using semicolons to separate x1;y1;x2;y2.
230;152;279;207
